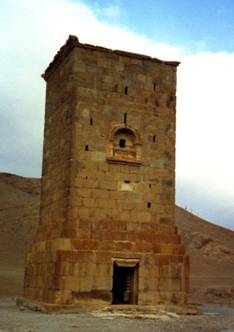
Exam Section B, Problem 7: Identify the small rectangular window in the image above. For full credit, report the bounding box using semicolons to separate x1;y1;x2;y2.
124;113;127;124
119;139;126;148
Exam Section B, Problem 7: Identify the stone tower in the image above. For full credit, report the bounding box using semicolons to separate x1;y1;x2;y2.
23;36;189;309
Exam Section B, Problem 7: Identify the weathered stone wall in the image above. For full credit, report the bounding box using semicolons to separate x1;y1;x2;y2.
68;46;176;231
24;36;189;307
37;50;77;240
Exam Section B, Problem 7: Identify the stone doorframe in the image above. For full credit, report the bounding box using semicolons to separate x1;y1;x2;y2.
112;258;139;305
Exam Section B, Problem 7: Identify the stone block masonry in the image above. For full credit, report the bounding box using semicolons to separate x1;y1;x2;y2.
23;35;189;308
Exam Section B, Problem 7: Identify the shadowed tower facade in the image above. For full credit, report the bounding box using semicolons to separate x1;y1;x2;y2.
24;36;189;308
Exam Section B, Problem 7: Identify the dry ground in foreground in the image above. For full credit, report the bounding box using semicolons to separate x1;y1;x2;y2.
1;298;234;332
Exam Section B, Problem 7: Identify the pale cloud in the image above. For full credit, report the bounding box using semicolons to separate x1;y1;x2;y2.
177;51;234;199
93;2;123;19
102;5;121;18
0;0;234;228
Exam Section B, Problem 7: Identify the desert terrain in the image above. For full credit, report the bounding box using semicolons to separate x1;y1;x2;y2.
0;172;234;331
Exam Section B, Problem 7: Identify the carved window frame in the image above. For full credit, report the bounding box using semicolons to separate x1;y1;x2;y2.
107;125;142;166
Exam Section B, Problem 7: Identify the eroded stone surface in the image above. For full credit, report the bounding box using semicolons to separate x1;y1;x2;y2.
24;35;189;308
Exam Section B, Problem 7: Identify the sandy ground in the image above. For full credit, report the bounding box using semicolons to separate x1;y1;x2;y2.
0;298;234;332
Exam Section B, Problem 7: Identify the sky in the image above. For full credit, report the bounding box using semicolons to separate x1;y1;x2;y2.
1;0;234;230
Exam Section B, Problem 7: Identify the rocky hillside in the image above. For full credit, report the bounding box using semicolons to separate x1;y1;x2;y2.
0;172;234;302
176;206;234;303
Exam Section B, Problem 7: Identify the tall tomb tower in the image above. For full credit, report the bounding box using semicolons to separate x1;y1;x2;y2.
24;36;189;308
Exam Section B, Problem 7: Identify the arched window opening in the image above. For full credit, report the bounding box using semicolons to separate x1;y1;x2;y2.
113;128;136;160
107;126;142;165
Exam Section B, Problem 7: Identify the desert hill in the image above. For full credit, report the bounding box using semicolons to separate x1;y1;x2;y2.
0;172;233;303
176;206;234;303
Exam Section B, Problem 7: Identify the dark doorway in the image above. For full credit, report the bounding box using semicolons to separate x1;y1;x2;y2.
112;263;138;304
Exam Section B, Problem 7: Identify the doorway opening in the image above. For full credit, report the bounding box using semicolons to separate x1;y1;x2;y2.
112;261;138;304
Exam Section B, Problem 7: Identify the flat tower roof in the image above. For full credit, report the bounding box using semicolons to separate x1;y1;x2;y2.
42;35;180;81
